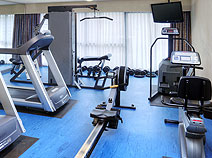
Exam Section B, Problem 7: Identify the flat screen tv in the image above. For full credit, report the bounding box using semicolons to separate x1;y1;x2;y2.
151;2;184;23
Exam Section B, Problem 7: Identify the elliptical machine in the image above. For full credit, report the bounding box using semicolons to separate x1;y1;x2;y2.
149;27;195;100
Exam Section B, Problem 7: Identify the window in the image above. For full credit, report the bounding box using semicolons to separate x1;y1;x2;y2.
41;12;169;70
0;15;14;63
77;12;125;68
126;13;169;70
40;14;49;66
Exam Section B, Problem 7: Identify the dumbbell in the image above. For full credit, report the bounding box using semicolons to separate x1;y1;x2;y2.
113;66;119;71
93;65;101;72
134;69;145;78
0;60;5;65
134;69;143;75
93;65;101;77
146;72;157;78
140;70;147;75
128;69;135;76
126;67;134;76
82;66;87;72
87;66;93;76
103;66;110;73
143;70;149;75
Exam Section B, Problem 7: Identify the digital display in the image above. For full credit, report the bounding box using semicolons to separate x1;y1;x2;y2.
151;2;184;23
171;51;201;65
180;56;191;61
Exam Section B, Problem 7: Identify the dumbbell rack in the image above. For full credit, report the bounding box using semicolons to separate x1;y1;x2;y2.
76;63;114;90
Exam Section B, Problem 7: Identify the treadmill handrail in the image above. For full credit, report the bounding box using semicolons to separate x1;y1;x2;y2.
19;34;54;53
0;48;18;55
0;34;54;55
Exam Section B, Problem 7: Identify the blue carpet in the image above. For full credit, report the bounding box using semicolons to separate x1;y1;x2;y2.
0;66;212;158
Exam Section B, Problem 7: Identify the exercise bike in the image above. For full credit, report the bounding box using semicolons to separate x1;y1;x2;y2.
162;51;212;158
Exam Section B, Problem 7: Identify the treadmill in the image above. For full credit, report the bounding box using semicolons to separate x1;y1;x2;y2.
0;71;25;152
0;32;71;112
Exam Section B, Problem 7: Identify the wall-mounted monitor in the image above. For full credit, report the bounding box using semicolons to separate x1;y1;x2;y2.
151;2;184;23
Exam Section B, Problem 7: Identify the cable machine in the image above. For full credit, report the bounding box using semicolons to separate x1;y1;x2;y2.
48;5;113;89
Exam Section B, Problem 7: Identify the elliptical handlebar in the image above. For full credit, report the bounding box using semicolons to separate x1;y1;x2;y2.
173;38;195;52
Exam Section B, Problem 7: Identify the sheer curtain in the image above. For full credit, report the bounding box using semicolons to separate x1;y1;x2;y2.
126;13;169;71
0;15;14;63
77;12;125;68
40;13;49;66
41;12;170;70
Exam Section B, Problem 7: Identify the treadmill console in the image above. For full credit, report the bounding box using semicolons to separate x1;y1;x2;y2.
171;51;201;65
161;27;179;35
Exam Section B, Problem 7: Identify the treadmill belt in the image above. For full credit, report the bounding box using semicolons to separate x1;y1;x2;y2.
1;67;13;74
150;94;177;108
8;88;37;100
0;135;38;158
0;99;78;119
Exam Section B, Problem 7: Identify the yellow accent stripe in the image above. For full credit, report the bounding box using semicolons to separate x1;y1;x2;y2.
110;85;119;89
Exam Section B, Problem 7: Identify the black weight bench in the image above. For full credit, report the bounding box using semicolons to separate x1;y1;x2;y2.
90;108;122;129
78;54;111;64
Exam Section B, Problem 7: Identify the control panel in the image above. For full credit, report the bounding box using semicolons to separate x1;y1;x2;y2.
171;51;201;65
161;27;179;35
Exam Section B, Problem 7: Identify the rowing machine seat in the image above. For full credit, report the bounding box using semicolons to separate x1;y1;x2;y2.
90;108;122;129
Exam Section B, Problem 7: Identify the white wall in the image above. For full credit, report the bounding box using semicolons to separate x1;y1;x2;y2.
0;0;191;14
191;0;212;80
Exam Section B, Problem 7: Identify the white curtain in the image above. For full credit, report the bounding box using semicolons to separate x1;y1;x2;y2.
40;14;48;33
40;13;49;66
77;12;125;68
41;12;170;70
0;15;14;63
126;13;169;71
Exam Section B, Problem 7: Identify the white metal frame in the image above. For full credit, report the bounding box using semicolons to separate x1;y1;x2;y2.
0;72;25;133
8;49;72;112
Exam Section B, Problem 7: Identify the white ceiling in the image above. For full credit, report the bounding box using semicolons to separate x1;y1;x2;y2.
0;0;104;5
0;1;17;5
0;0;165;5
